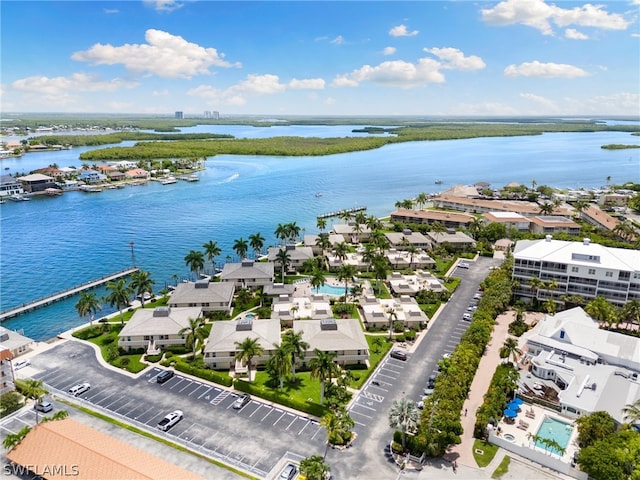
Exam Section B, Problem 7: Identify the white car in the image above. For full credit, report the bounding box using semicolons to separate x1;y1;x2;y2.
157;410;183;431
13;359;31;370
458;262;470;269
68;382;91;396
463;313;472;321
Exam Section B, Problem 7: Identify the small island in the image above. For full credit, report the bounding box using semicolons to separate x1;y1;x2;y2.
601;144;640;150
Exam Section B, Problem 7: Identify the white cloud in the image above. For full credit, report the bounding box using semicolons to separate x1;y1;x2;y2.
288;78;325;89
424;47;486;70
565;28;588;40
332;58;445;88
632;33;640;38
504;61;588;78
324;97;336;105
143;0;183;13
389;24;419;37
12;73;137;95
481;0;630;35
520;92;560;111
331;35;345;45
71;29;240;79
382;46;397;56
152;89;169;96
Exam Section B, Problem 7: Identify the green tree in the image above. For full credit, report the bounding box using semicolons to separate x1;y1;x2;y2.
178;316;207;359
622;398;640;425
299;455;330;480
233;237;249;260
202;240;221;275
334;241;349;263
129;269;155;307
577;428;640;480
575;410;617;448
0;392;23;415
315;233;331;260
184;250;205;279
388;397;420;451
386;307;398;341
499;337;522;365
321;407;354;456
275;223;288;245
2;426;31;451
281;329;309;383
373;256;389;295
75;291;102;327
234;337;264;382
310;268;327;294
266;343;292;389
275;248;291;280
309;349;339;405
104;278;133;325
316;217;327;232
414;192;428;210
585;296;616;327
23;379;46;424
337;264;357;302
249;232;265;258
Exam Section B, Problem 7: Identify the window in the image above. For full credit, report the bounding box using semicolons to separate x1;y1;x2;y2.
605;271;613;277
560;330;565;339
571;266;579;273
588;269;596;275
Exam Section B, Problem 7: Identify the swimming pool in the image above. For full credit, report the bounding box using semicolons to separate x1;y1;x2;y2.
535;416;574;454
316;284;346;296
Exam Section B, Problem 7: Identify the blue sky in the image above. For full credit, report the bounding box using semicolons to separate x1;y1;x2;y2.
1;0;639;116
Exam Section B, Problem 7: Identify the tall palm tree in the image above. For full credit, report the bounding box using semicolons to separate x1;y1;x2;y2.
233;237;249;260
316;217;327;232
104;279;133;325
202;240;221;275
406;244;418;269
2;426;31;451
275;223;288;245
309;349;338;405
388;397;420;451
373;256;389;295
266;343;292;389
75;291;102;327
387;307;398;341
430;221;447;236
275;248;291;280
499;337;522;365
178;316;207;359
234;337;264;382
129;269;155;307
415;192;428;210
334;242;349;263
282;329;309;383
23;379;46;424
184;250;205;279
337;264;357;302
310;268;327;294
585;296;615;326
538;202;555;215
249;232;265;258
286;222;301;243
622;398;640;425
315;233;331;262
366;215;382;231
621;299;640;330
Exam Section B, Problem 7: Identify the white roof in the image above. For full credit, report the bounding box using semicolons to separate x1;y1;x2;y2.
295;318;368;351
119;307;202;337
204;318;280;353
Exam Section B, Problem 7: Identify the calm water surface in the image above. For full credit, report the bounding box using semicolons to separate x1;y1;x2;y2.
1;125;639;340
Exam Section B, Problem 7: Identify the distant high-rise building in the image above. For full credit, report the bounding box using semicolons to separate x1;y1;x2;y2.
213;111;220;120
203;111;212;119
175;111;184;119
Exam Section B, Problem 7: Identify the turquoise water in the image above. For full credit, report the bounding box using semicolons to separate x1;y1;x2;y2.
535;416;574;452
315;284;347;296
1;125;639;340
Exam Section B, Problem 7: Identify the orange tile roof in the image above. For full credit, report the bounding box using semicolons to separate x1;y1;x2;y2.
6;418;204;480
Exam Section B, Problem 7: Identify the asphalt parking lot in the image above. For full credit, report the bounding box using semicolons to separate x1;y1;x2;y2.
25;341;325;478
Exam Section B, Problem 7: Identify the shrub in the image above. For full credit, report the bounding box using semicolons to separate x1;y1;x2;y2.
404;330;417;341
145;353;163;363
119;357;130;366
100;336;115;345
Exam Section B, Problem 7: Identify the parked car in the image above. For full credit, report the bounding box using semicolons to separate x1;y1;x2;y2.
463;313;472;321
157;410;183;431
279;463;297;480
233;394;251;410
390;350;407;361
458;262;470;269
13;359;30;370
473;293;482;300
68;382;90;396
156;370;174;384
34;401;53;413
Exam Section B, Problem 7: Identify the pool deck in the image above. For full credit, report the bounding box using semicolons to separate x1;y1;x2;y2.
494;403;579;464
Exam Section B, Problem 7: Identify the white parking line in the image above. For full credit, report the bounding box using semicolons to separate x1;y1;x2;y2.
169;378;187;390
178;423;197;440
133;405;154;420
249;404;263;417
115;398;137;413
377;372;397;381
261;408;273;422
178;381;194;393
351;408;373;419
273;411;287;426
93;391;117;406
354;401;377;412
298;420;311;435
285;416;298;430
197;386;213;399
189;384;205;396
105;396;127;409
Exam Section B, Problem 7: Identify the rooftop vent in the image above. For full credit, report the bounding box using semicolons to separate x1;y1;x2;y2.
194;279;209;289
241;260;254;267
583;238;590;246
402;229;412;235
236;318;253;331
153;307;171;317
446;228;455;234
320;318;338;330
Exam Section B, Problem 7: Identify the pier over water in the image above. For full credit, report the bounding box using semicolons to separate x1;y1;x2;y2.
0;267;139;322
317;206;367;220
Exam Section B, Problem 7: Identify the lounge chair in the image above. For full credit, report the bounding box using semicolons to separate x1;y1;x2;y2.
517;424;527;430
519;420;530;428
526;411;535;419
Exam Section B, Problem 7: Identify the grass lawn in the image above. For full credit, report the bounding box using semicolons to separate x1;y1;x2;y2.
491;455;510;478
77;325;147;374
473;439;499;468
251;370;324;407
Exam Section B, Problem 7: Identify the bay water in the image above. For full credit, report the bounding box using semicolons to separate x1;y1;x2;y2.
1;125;639;340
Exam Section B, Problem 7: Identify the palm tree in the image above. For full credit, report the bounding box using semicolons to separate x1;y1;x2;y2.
129;269;155;307
388;397;420;451
372;337;384;353
184;250;205;279
316;217;327;232
321;407;354;457
2;426;31;451
266;343;292;389
468;217;484;240
234;337;264;382
202;240;221;275
300;455;330;480
430;221;446;236
249;232;265;258
373;256;389;295
23;379;46;424
315;232;331;261
337;264;357;302
310;268;327;294
538;202;555;215
309;349;338;405
275;248;291;280
621;299;640;330
275;223;288;245
499;337;522;365
233;237;249;260
406;244;418;269
585;296;615;326
415;192;428;210
286;222;301;243
75;291;102;327
104;279;133;325
178;316;207;359
281;329;309;383
622;398;640;425
334;241;349;264
386;307;398;341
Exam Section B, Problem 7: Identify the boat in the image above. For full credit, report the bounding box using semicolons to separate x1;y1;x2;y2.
9;194;30;201
315;192;323;197
79;185;102;193
181;175;199;182
161;177;177;185
435;180;443;185
4;167;9;170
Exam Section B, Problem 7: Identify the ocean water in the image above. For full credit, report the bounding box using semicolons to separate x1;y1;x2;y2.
1;125;639;340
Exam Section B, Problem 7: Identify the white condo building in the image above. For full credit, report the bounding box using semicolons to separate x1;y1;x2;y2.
512;237;640;307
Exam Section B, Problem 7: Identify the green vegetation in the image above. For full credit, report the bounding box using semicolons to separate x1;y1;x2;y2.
473;439;499;467
601;144;640;150
0;391;24;415
491;455;510;478
72;324;147;374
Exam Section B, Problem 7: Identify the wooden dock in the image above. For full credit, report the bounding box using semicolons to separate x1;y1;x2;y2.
0;267;139;322
317;206;367;219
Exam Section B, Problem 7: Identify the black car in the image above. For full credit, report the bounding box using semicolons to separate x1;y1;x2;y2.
390;350;407;361
156;370;174;384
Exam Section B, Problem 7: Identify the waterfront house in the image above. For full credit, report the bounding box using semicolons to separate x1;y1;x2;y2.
203;317;280;371
106;171;126;182
271;293;332;327
304;233;346;254
482;211;531;232
390;208;475;229
426;230;476;251
332;223;371;243
431;194;573;217
267;245;314;272
528;216;581;236
17;173;56;193
33;167;64;179
0;175;24;198
111;160;138;170
219;260;275;290
125;168;150;180
168;279;234;313
359;294;428;329
294;318;369;367
77;169;106;184
384;230;431;250
0;326;35;358
118;306;203;352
